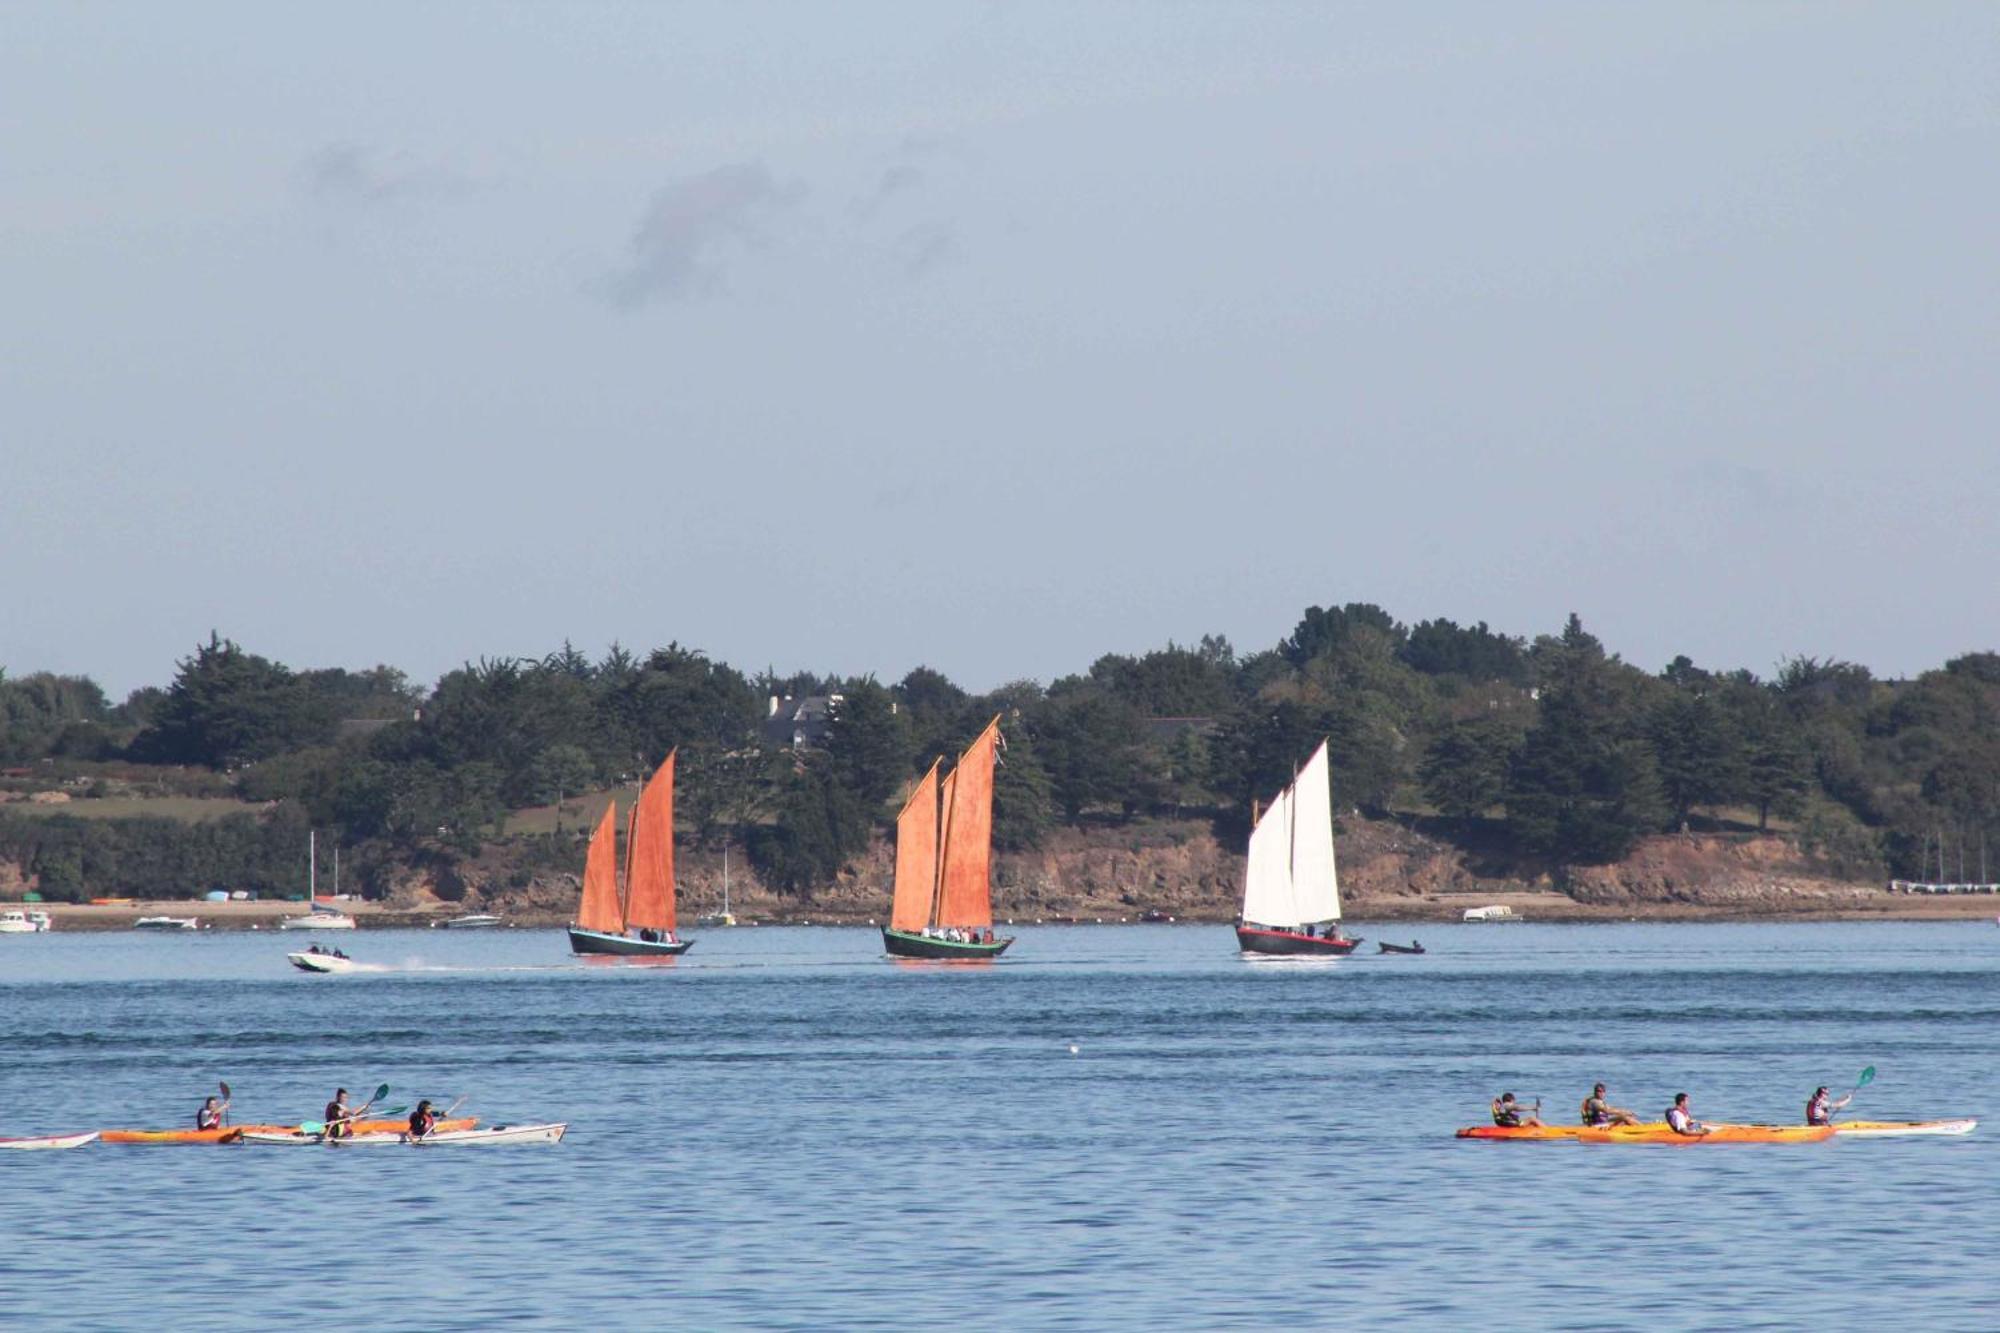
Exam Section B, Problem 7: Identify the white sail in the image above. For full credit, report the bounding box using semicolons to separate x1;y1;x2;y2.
1290;741;1341;923
1242;783;1300;928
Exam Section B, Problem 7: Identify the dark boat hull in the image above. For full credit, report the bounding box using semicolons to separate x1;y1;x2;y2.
882;927;1013;960
567;927;694;957
1378;942;1426;955
1236;926;1360;956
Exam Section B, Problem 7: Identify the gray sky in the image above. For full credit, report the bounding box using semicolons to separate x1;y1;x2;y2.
5;3;1997;697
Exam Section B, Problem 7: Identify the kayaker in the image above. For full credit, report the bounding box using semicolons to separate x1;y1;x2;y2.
407;1099;438;1140
1581;1083;1641;1127
1665;1093;1711;1137
1491;1092;1543;1128
1805;1086;1852;1126
324;1088;355;1140
196;1093;230;1131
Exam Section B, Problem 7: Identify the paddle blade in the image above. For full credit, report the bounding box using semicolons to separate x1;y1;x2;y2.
298;1120;326;1135
220;1081;231;1099
1857;1066;1876;1088
372;1083;390;1102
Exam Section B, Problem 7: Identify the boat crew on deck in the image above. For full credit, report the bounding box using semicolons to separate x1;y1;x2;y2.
196;1094;229;1131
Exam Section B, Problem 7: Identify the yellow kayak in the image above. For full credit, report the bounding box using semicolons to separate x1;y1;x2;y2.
1458;1123;1833;1144
1829;1118;1977;1137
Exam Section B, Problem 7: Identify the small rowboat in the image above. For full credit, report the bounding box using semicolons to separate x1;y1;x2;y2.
1831;1118;1978;1137
239;1123;564;1147
0;1131;99;1150
1377;941;1425;955
101;1116;475;1144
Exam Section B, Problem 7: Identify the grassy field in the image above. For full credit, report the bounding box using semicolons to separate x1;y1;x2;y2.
1;796;269;822
501;790;632;837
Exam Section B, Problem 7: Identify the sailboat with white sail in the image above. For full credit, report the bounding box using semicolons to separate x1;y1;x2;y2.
279;832;356;930
1235;739;1360;955
567;752;692;957
882;718;1014;960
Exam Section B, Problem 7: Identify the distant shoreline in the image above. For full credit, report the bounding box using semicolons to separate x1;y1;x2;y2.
13;893;1999;931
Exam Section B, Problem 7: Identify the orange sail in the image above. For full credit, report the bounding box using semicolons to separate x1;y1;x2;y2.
625;751;677;934
936;718;999;929
576;800;624;934
890;761;941;933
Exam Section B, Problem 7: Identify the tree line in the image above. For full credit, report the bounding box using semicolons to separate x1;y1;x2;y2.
4;610;1999;900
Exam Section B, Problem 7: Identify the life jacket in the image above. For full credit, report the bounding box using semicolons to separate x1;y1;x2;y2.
1492;1102;1521;1127
1666;1106;1693;1134
1581;1097;1605;1127
197;1108;221;1130
409;1110;436;1137
1806;1094;1830;1126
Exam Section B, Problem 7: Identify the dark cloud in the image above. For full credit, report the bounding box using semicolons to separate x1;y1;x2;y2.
600;163;805;309
302;144;469;203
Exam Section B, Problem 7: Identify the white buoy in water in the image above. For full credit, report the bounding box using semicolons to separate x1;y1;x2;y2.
1068;1044;1080;1056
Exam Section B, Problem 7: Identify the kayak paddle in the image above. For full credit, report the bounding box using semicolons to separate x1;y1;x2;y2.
219;1080;231;1129
1834;1066;1875;1121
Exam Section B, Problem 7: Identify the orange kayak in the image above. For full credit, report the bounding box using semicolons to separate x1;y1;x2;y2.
1458;1122;1833;1144
102;1116;476;1144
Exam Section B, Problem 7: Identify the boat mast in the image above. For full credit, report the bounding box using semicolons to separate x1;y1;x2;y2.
722;843;730;917
309;829;316;901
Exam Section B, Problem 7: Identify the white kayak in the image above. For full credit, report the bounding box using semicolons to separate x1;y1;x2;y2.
0;1131;99;1150
1832;1118;1978;1137
240;1123;566;1147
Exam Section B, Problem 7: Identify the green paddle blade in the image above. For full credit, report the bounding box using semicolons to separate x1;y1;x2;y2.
1857;1066;1876;1087
298;1120;326;1135
372;1083;390;1102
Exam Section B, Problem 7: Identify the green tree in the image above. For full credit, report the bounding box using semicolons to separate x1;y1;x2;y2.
135;634;335;768
1505;615;1666;863
1420;717;1516;821
1647;691;1741;828
824;680;913;811
993;731;1055;851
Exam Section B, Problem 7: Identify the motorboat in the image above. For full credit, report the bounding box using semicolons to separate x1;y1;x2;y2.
443;913;502;929
288;949;362;973
0;909;53;934
134;916;200;931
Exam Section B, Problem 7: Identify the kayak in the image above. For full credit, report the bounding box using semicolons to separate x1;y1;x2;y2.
1831;1118;1978;1137
0;1131;99;1150
239;1122;565;1147
1458;1123;1666;1141
101;1116;476;1144
1459;1123;1834;1144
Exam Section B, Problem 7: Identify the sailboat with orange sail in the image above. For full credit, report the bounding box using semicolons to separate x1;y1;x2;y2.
567;752;693;957
882;718;1015;960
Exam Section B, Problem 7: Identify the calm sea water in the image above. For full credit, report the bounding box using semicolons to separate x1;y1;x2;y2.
2;921;1994;1330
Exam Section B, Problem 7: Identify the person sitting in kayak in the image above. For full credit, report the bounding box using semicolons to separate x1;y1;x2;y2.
196;1093;230;1131
1805;1086;1852;1126
1491;1092;1543;1128
1665;1093;1711;1137
407;1099;438;1140
1581;1083;1641;1127
324;1088;354;1140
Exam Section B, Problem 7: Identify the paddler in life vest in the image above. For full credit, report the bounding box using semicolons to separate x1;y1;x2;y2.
1491;1092;1544;1128
324;1088;355;1140
1581;1083;1641;1127
1665;1092;1711;1137
407;1099;438;1141
1805;1086;1852;1126
196;1093;230;1131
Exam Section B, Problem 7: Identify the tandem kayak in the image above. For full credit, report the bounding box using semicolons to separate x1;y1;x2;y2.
1458;1123;1835;1144
239;1123;565;1147
0;1131;99;1150
1830;1119;1978;1137
101;1116;476;1144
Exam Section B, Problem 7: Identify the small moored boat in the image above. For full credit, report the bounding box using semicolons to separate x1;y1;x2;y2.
1378;941;1425;955
0;909;53;933
134;916;200;931
0;1131;99;1150
443;914;502;929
